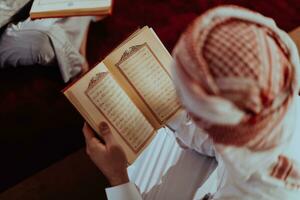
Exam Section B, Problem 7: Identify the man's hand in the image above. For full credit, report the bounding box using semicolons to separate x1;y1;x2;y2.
82;122;129;186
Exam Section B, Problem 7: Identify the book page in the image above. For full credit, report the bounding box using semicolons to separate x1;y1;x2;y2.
116;43;180;123
64;63;155;163
104;27;181;128
85;72;154;152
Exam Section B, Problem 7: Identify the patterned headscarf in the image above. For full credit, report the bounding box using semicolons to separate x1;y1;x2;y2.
172;6;300;151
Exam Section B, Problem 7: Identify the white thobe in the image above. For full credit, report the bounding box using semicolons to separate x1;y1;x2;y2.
105;98;300;200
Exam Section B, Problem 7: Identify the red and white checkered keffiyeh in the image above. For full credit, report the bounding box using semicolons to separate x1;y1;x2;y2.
172;6;300;189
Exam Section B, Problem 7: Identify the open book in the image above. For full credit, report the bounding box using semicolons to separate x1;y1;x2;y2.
30;0;112;19
63;26;182;164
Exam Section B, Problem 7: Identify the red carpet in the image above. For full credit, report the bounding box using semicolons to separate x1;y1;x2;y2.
87;0;300;66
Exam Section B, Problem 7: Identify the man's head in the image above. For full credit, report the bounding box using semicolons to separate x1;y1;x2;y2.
172;6;300;150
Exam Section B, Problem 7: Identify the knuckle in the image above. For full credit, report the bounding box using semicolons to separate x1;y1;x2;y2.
109;144;121;151
89;144;96;151
82;126;87;134
85;147;90;155
101;130;110;137
89;141;99;152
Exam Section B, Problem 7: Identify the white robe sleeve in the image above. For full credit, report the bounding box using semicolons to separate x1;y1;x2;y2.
105;110;216;200
105;182;142;200
167;110;215;157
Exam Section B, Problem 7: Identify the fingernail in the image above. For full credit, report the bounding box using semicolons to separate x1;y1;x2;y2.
99;122;109;131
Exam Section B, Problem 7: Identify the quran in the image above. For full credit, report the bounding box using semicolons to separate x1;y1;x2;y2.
63;26;181;164
30;0;112;19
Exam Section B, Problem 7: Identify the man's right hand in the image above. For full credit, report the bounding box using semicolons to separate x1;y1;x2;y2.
82;122;129;186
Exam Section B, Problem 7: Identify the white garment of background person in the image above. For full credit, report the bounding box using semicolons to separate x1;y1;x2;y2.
0;16;92;82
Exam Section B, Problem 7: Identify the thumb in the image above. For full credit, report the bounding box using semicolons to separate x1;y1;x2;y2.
99;122;115;145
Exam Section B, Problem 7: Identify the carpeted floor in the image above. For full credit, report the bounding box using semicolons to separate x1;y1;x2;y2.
0;149;109;200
